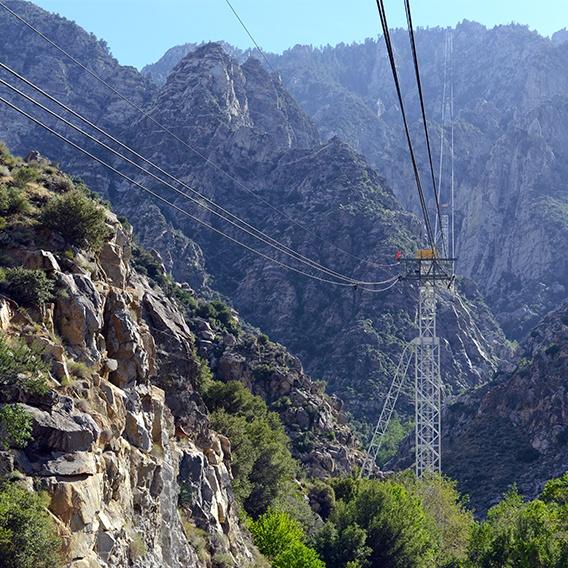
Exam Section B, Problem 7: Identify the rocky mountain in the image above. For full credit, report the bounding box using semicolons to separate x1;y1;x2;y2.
0;147;363;566
145;22;568;339
442;302;568;514
0;2;507;434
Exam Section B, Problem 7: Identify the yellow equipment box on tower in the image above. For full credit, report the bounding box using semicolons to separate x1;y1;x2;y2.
416;248;437;260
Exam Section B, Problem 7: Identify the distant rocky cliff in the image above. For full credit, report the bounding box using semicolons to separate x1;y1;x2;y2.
145;22;568;339
443;302;568;513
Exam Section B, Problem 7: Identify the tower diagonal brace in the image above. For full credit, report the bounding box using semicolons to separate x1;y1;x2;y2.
361;342;415;477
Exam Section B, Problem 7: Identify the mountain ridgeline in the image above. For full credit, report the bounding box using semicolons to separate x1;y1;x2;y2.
146;22;568;340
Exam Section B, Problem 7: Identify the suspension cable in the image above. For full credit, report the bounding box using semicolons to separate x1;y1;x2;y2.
222;0;275;73
450;31;456;260
374;0;435;250
434;31;449;241
0;0;396;272
0;67;396;287
403;0;446;255
0;93;400;292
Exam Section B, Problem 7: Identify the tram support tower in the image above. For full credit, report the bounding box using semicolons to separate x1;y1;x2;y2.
402;249;453;476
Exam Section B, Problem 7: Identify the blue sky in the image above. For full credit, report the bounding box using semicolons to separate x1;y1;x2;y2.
31;0;568;69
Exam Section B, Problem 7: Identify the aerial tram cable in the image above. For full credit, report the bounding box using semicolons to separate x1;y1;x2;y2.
434;31;450;242
0;67;396;287
0;0;397;273
449;31;456;260
374;0;436;250
223;0;276;73
403;0;446;256
0;93;400;293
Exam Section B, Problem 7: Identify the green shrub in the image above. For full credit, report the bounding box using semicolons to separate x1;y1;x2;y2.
399;472;474;566
468;489;568;568
0;482;62;568
249;511;324;568
0;404;32;450
316;478;438;568
197;300;239;335
0;268;53;307
40;190;110;250
12;167;39;188
129;533;147;561
204;381;297;517
0;333;49;396
0;186;31;216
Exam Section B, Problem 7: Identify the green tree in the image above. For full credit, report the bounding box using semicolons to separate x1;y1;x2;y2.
0;404;32;450
315;516;371;568
541;472;568;506
316;477;438;568
0;482;62;568
273;541;325;568
0;268;53;307
40;190;110;250
249;510;324;568
205;381;297;517
468;489;567;568
400;473;474;566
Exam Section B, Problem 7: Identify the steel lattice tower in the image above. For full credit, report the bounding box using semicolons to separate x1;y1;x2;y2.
414;262;442;476
361;253;453;479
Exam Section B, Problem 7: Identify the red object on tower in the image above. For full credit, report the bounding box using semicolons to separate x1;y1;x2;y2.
394;250;402;261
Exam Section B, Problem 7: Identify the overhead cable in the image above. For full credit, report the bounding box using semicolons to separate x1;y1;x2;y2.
403;0;446;255
0;67;395;286
373;0;436;249
0;93;399;293
0;0;395;271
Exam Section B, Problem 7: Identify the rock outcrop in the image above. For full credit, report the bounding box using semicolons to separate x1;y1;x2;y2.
0;148;366;566
442;303;568;514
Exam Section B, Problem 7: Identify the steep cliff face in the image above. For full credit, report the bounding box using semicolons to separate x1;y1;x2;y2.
268;24;568;338
0;149;365;566
442;303;568;514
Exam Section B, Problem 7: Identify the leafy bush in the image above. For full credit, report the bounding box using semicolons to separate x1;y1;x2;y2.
468;489;568;567
40;190;110;250
374;416;413;466
0;268;53;307
399;472;474;566
541;472;568;506
0;186;32;216
204;381;297;517
0;482;62;568
197;300;239;335
0;404;32;450
316;477;438;568
249;510;324;568
0;333;49;396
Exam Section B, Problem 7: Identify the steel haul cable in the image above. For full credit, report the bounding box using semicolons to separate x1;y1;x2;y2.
0;93;399;292
374;0;435;250
0;66;396;287
403;0;446;255
0;0;396;272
